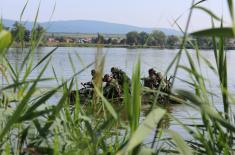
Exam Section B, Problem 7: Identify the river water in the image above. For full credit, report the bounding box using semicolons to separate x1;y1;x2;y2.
2;47;235;142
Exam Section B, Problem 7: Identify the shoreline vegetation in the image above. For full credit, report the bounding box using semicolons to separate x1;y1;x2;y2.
1;0;235;154
11;42;171;49
12;42;175;49
5;21;235;50
11;42;235;50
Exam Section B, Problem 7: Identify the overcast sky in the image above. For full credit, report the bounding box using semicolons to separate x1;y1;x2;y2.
0;0;232;32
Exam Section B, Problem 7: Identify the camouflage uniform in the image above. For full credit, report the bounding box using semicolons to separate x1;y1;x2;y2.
142;68;157;89
142;75;158;89
103;75;121;99
83;69;96;88
111;67;131;90
156;72;167;90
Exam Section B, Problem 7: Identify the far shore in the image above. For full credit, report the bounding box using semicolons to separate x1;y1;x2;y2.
11;42;233;50
12;42;173;49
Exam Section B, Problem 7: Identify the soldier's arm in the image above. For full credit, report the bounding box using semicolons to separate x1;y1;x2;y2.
84;81;93;86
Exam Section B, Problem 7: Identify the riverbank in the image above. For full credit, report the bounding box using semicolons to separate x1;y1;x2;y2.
12;42;172;49
45;43;170;49
11;42;235;50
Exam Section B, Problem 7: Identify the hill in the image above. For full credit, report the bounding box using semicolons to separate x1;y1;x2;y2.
2;19;182;36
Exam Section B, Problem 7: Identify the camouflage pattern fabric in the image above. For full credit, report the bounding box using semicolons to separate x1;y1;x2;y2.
103;78;121;99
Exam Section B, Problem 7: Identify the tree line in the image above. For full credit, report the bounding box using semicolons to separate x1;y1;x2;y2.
4;22;235;49
94;31;180;48
95;31;235;49
4;22;45;43
126;31;179;48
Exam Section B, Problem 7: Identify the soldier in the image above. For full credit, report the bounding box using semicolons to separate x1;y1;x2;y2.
142;68;158;89
82;69;96;88
111;67;131;90
156;72;167;90
103;74;121;99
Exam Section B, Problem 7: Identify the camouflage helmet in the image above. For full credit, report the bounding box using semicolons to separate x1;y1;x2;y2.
111;67;119;73
103;74;110;82
148;68;156;74
91;69;96;76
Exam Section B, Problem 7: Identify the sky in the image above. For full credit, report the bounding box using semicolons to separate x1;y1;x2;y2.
0;0;233;32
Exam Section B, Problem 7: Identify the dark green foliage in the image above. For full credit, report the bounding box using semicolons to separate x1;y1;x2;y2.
126;31;139;45
138;32;149;45
166;35;179;48
11;22;27;42
126;30;172;47
10;21;45;43
151;30;166;47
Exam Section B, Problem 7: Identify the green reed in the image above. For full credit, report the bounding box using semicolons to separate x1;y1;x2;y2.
1;0;235;154
167;0;235;154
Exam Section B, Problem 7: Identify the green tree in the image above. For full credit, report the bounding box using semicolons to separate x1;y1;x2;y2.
138;32;149;45
34;25;45;41
146;35;156;46
126;31;139;45
106;38;112;44
151;30;166;47
166;35;179;48
24;29;30;42
57;36;65;42
120;38;126;45
11;22;27;42
111;39;118;45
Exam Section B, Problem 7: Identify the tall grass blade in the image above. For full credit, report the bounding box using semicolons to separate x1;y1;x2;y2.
0;59;50;140
168;130;193;155
176;90;235;132
41;92;67;136
31;47;58;72
53;130;59;155
227;0;234;23
191;27;234;37
131;57;141;131
93;86;118;120
0;78;53;91
193;6;220;21
19;0;29;22
120;108;166;153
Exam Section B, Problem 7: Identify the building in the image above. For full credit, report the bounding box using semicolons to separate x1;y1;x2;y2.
65;38;74;43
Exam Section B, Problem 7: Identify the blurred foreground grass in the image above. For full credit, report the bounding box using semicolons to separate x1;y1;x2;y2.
1;0;235;154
